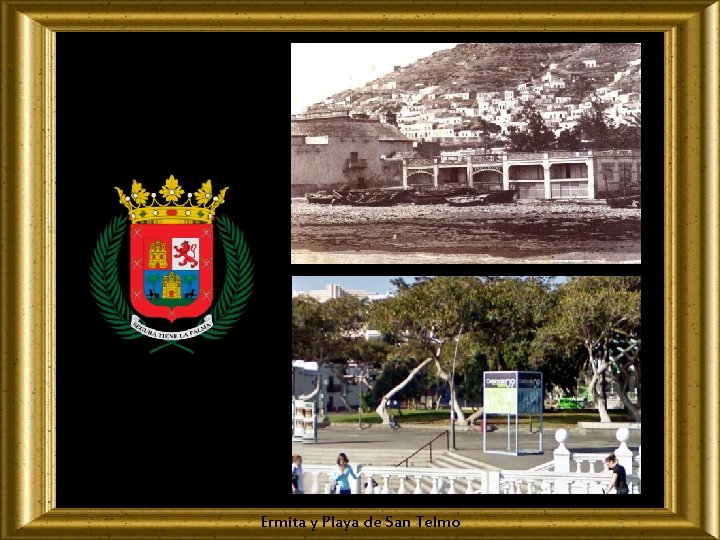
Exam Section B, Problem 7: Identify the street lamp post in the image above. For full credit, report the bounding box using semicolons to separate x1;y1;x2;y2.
357;369;363;430
450;325;464;451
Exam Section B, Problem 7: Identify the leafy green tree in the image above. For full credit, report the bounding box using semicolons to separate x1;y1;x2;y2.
452;340;489;407
506;104;556;151
366;355;428;408
475;277;554;372
534;276;641;422
369;276;487;425
291;295;387;407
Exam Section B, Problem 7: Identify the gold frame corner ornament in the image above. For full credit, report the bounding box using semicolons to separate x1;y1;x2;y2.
1;1;719;538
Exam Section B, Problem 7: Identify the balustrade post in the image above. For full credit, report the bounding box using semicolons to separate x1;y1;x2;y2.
354;464;363;494
553;428;571;473
465;477;474;494
614;428;634;474
413;476;423;494
553;479;570;494
397;477;407;494
310;472;319;494
487;471;500;494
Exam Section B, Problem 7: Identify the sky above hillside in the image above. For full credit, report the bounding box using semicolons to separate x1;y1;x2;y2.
292;276;417;294
292;276;570;294
291;43;458;114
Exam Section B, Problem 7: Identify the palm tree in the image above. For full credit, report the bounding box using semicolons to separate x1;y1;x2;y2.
182;273;197;298
146;273;160;297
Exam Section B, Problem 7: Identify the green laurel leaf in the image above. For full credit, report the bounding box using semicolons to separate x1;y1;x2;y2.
90;215;143;339
201;214;254;339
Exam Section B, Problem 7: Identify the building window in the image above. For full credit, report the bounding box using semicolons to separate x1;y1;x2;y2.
620;163;633;183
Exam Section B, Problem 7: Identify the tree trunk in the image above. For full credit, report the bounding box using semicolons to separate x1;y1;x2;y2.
586;346;612;423
466;408;484;426
376;356;434;425
432;357;467;424
615;386;641;421
605;342;642;422
588;368;612;422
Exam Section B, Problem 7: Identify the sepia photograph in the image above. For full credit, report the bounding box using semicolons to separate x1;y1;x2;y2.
291;276;642;495
291;43;642;264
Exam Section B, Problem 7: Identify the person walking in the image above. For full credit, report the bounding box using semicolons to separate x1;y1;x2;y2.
604;453;629;495
292;454;304;494
332;452;357;495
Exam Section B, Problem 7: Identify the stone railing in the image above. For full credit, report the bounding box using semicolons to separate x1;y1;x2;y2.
300;465;487;495
507;152;546;160
548;150;591;158
298;427;640;495
495;470;641;494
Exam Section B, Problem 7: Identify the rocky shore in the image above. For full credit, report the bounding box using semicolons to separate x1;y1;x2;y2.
291;198;641;264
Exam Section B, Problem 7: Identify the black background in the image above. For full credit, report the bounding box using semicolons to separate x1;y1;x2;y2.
57;32;663;509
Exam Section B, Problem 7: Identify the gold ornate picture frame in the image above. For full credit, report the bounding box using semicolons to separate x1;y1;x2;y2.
1;1;718;538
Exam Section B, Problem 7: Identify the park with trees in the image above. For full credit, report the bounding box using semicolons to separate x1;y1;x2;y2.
292;276;641;427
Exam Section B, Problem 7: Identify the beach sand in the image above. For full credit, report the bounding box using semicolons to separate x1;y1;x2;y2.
291;198;641;265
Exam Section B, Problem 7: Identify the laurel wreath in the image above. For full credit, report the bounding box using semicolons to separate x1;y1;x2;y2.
89;213;253;342
201;213;254;339
89;215;142;339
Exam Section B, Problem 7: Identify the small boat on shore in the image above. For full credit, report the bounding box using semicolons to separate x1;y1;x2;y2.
482;189;516;203
447;189;516;206
606;194;641;208
306;192;336;204
408;187;475;205
348;192;395;207
446;194;490;207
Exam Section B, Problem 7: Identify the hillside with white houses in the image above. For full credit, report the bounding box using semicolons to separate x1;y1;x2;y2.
304;43;641;147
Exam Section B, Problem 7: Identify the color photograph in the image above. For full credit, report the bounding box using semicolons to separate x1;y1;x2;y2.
291;276;642;495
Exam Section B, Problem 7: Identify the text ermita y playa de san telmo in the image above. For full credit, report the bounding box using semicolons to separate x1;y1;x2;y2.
262;516;461;531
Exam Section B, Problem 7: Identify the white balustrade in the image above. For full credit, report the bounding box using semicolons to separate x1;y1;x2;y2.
297;426;641;494
572;453;605;473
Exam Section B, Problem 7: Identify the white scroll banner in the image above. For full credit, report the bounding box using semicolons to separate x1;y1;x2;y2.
131;314;213;340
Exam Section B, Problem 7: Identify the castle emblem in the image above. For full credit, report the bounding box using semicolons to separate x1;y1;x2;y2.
116;175;224;322
91;175;253;353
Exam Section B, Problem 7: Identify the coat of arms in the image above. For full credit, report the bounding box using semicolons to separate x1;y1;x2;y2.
90;175;253;353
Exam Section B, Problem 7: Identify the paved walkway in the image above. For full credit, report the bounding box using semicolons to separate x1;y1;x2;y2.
292;422;641;471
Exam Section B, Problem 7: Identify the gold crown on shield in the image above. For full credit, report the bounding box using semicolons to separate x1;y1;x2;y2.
115;175;228;224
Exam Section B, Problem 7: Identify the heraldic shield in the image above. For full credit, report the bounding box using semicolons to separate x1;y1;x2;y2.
114;176;228;324
130;223;213;321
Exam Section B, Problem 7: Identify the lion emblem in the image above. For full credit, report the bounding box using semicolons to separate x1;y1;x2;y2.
173;240;198;268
